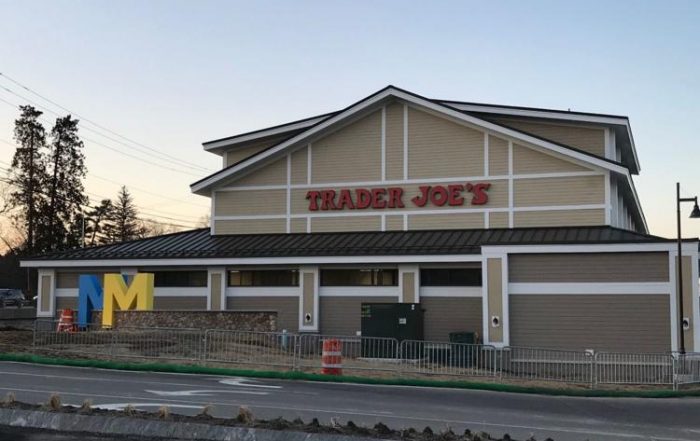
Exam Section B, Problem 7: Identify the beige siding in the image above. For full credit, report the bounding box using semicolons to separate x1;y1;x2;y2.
514;175;604;207
210;272;222;311
512;144;589;174
385;103;404;180
319;296;397;335
312;111;381;183
215;190;286;216
56;271;106;289
488;135;509;176
509;295;670;352
487;258;503;343
408;212;484;230
490;118;606;157
224;140;276;167
40;275;52;313
290;146;308;185
421;297;483;341
385;215;404;231
214;219;286;234
513;209;605;227
302;272;315;325
290;218;307;233
231;157;286;187
311;216;381;233
679;256;694;350
55;296;77;314
489;212;509;228
226;296;299;332
408;108;484;179
509;252;669;283
153;296;207;310
402;272;416;303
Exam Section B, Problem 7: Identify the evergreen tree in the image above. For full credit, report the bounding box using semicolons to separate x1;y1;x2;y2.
106;186;144;243
43;115;88;250
85;199;114;246
8;105;48;254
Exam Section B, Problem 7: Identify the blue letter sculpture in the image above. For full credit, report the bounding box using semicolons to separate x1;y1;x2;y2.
77;275;103;328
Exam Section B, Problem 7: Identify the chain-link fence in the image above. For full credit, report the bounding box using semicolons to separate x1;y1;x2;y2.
31;320;700;389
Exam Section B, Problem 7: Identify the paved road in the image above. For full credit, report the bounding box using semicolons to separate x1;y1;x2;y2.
0;362;698;441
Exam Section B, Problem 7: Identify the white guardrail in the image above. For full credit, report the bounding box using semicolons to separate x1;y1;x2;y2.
31;320;700;389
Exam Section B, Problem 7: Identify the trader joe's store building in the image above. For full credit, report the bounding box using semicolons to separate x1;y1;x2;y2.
21;86;700;353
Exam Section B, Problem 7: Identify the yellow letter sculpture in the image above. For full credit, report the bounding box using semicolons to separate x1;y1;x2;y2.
102;273;154;328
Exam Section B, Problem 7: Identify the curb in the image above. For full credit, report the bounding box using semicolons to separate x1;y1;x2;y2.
0;352;696;398
0;407;379;441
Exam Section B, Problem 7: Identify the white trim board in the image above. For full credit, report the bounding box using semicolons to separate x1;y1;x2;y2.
419;286;482;298
225;287;300;297
509;282;670;295
319;286;400;297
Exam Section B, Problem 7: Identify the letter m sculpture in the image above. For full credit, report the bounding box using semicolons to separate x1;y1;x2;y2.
102;273;154;328
77;275;103;328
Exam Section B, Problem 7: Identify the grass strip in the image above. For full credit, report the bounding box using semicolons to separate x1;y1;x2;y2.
0;351;694;398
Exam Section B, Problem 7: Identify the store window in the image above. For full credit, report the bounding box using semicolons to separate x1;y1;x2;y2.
420;268;482;286
153;271;207;287
320;269;398;286
228;270;299;287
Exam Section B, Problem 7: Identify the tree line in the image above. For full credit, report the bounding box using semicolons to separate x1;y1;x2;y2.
1;105;177;258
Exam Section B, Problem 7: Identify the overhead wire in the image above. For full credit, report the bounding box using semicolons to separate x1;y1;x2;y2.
0;74;214;173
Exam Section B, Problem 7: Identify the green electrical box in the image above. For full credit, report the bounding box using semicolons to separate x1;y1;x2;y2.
360;303;423;357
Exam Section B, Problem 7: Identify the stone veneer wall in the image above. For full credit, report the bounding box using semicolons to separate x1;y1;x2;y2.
91;310;277;331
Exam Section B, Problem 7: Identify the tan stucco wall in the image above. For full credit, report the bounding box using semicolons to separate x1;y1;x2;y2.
402;272;416;303
408;212;484;230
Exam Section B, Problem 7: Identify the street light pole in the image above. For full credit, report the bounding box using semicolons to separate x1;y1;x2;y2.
676;182;700;354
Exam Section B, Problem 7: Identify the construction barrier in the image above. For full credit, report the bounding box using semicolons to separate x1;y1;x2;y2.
321;339;342;375
56;309;76;333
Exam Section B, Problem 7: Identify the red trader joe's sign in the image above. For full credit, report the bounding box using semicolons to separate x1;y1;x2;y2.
306;183;490;211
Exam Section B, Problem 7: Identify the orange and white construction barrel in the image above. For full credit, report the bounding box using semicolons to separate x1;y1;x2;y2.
321;339;343;375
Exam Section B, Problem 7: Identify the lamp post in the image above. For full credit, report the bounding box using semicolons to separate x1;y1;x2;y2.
676;182;700;354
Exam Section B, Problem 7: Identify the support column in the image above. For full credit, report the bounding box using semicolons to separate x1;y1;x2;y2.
399;265;420;303
482;255;508;347
299;266;319;332
37;269;55;317
208;267;226;311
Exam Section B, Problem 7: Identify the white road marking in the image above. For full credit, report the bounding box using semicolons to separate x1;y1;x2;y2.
145;389;269;397
94;403;204;411
218;378;282;389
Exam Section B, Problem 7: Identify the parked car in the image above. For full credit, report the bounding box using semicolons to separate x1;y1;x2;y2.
0;289;30;308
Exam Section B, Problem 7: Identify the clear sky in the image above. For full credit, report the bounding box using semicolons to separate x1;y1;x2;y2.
0;0;699;240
